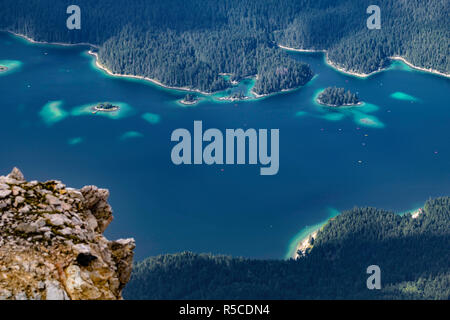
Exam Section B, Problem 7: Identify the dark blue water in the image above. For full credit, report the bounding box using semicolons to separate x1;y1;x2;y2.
1;32;449;260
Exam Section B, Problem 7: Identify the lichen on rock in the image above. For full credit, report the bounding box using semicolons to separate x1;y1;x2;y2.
0;168;135;300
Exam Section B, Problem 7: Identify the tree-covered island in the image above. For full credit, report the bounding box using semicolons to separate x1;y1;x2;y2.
0;65;8;72
180;94;199;105
317;87;361;107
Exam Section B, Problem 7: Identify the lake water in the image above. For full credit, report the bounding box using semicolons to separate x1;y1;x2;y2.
1;32;449;260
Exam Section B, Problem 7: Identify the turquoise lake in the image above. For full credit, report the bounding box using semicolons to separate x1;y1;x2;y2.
1;32;449;260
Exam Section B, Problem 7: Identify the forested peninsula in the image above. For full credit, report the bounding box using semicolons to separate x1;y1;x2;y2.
124;197;450;300
1;0;448;95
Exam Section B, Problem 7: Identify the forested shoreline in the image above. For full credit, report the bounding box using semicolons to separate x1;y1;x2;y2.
1;0;448;95
124;197;450;300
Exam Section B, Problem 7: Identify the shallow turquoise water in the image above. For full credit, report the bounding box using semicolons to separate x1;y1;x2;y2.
1;32;449;260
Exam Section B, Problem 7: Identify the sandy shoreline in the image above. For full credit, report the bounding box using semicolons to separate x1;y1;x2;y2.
87;50;218;96
90;50;293;101
250;73;313;99
389;56;450;78
6;30;99;48
411;208;424;219
290;206;426;259
3;31;315;100
278;44;450;79
250;86;298;99
6;30;448;104
278;44;380;77
5;30;224;96
316;99;363;108
293;230;318;260
178;99;200;106
277;44;326;53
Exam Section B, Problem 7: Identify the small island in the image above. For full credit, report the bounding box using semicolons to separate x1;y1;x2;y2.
179;94;199;106
92;102;120;114
0;65;8;72
317;87;361;107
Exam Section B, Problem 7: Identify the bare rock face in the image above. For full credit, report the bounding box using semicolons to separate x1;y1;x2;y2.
0;168;135;300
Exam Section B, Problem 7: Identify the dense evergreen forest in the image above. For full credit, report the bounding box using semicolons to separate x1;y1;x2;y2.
182;94;197;103
317;87;360;106
124;197;450;300
1;0;448;94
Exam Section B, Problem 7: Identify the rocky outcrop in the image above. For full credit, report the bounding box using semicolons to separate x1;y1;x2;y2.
0;168;135;300
294;231;317;259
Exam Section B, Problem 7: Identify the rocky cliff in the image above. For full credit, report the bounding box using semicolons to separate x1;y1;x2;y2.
0;168;135;300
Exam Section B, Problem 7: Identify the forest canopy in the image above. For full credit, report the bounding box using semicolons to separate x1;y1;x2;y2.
124;197;450;300
317;87;360;106
1;0;448;94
